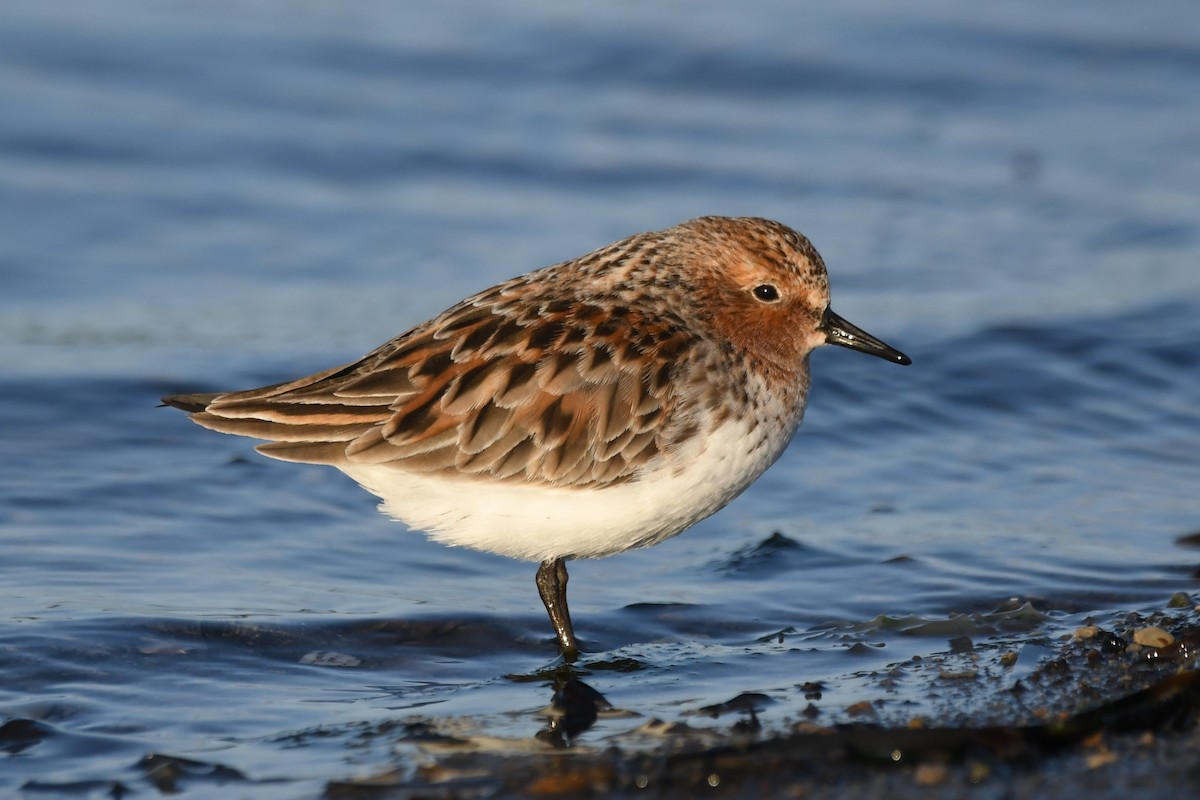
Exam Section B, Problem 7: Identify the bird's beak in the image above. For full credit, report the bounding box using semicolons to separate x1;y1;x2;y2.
821;308;912;365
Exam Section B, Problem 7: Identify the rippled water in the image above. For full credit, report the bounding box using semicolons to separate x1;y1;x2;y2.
3;0;1199;795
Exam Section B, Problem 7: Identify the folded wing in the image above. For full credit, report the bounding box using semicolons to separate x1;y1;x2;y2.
163;293;695;489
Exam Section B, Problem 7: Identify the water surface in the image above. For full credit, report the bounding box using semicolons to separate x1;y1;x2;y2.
2;1;1199;796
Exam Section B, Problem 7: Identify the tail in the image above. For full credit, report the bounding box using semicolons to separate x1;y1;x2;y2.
160;392;221;413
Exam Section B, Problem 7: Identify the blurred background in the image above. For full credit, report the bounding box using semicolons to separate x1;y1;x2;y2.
2;1;1198;795
5;1;1198;366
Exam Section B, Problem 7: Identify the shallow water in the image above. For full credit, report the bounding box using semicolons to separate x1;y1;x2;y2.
3;0;1199;795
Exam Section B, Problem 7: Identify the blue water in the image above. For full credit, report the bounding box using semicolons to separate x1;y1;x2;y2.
3;0;1199;795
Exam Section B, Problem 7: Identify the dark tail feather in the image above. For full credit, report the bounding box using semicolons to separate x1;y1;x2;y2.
161;392;222;412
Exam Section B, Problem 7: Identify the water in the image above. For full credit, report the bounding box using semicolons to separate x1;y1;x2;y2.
3;0;1199;795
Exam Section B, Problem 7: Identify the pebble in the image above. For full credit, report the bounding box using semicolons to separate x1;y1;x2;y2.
1132;627;1174;648
1073;625;1099;640
1099;631;1128;654
846;700;876;717
968;762;991;783
914;762;948;786
1166;592;1191;609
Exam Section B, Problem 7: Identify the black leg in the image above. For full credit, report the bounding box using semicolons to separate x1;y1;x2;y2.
536;558;579;660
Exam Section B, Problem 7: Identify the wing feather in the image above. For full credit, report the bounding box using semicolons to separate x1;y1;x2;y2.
172;296;696;488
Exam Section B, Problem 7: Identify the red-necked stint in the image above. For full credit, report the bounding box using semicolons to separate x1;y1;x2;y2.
163;216;911;660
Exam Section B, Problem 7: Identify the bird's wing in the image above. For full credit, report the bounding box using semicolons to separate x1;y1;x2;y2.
170;295;696;488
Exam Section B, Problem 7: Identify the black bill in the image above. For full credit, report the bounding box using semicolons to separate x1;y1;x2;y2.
821;308;911;365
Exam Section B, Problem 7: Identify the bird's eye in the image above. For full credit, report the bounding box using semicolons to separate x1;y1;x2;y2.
752;284;781;303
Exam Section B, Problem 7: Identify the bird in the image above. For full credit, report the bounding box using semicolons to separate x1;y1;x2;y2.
162;216;910;660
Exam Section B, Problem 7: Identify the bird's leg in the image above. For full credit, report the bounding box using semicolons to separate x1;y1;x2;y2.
536;558;579;661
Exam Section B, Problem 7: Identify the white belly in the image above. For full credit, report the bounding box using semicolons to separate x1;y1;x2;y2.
339;412;794;562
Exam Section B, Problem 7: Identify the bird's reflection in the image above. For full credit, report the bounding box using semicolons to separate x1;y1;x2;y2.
535;673;612;747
